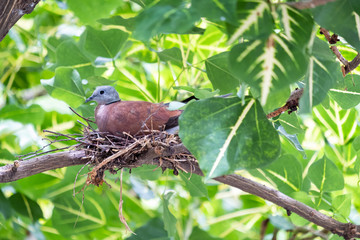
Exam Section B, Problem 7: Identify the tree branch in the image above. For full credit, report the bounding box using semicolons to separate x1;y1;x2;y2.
1;149;360;238
287;0;337;10
0;0;40;42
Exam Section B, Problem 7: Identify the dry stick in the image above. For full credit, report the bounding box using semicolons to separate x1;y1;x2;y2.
118;169;135;234
320;28;360;76
266;88;304;119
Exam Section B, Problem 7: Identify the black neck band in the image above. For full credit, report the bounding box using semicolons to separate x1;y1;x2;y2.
105;99;121;105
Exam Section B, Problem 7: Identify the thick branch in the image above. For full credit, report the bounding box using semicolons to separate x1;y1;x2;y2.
1;149;360;238
0;0;40;42
287;0;337;10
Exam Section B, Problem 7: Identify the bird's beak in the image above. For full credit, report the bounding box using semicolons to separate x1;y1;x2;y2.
85;96;93;103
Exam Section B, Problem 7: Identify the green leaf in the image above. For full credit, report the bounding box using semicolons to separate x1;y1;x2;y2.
307;156;344;192
133;0;200;42
332;194;351;219
329;74;360;109
179;97;280;178
313;103;358;145
300;38;342;113
277;125;306;159
263;154;303;194
353;135;360;152
81;26;129;59
205;52;239;94
277;5;314;49
55;40;94;78
229;34;308;105
85;76;116;90
67;0;124;25
41;67;86;108
278;113;303;135
311;0;360;52
162;191;177;237
98;16;136;31
0;104;45;125
228;0;273;44
179;172;208;198
189;227;222;240
191;0;237;24
157;47;183;67
128;218;169;240
9;193;43;222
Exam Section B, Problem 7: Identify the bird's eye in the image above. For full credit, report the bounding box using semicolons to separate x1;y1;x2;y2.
100;90;104;95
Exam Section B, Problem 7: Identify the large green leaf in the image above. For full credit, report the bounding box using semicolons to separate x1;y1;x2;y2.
67;0;124;25
300;38;342;113
307;156;344;192
277;5;314;49
228;0;273;44
179;97;280;179
329;74;360;109
311;0;360;52
41;67;86;108
205;52;239;94
229;34;308;105
128;218;169;240
157;47;183;67
0;104;45;125
55;40;94;78
133;0;200;42
81;26;129;59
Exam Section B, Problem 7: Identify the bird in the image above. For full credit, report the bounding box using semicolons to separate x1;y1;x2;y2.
85;86;182;136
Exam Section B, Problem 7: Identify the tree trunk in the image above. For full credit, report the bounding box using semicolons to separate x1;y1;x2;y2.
0;0;40;42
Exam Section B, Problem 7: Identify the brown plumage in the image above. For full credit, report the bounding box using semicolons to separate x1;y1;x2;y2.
85;86;182;136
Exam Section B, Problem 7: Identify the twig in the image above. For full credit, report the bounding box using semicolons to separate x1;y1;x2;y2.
118;169;135;234
320;28;360;76
267;88;304;119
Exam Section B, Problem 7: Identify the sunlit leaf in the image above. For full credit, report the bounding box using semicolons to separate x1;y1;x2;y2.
41;67;86;108
329;74;360;109
307;156;344;192
179;172;208;198
0;104;45;125
179;97;280;179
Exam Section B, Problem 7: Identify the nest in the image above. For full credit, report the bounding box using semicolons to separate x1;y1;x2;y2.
79;129;198;186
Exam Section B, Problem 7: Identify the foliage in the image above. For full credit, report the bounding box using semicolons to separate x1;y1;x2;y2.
1;0;360;239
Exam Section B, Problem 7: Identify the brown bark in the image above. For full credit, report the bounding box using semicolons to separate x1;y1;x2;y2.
0;0;40;42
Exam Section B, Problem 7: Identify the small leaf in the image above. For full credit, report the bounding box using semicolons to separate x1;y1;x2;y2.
179;172;208;198
329;74;360;109
157;47;183;67
9;193;43;222
205;52;239;94
332;194;351;219
179;97;280;179
98;16;136;31
41;67;86;108
307;156;344;192
279;113;303;135
81;26;129;59
162;191;177;237
264;154;303;194
277;125;306;158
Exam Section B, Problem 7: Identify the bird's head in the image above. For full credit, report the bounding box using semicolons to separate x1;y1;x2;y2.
85;85;121;105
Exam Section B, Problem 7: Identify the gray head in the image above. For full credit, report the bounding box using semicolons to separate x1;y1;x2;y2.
85;86;120;105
